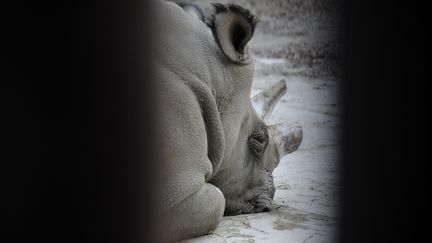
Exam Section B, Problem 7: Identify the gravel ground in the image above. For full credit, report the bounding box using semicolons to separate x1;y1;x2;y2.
178;1;342;242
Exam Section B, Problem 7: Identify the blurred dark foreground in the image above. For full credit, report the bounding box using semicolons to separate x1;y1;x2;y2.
2;1;160;242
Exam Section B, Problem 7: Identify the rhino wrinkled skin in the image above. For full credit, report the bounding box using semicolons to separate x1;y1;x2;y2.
155;1;302;241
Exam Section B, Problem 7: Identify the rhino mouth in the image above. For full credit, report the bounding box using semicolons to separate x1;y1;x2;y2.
253;190;275;213
224;188;275;215
224;176;276;215
252;178;276;213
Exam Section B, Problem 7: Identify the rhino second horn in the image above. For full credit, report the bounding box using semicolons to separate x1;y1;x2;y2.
251;79;287;122
269;122;303;158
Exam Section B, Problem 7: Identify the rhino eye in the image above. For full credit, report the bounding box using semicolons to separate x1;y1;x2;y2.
248;127;269;157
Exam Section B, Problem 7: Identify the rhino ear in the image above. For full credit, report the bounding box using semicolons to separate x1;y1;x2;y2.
211;3;258;64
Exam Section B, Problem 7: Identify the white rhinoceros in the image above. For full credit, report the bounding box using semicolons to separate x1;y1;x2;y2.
155;1;303;241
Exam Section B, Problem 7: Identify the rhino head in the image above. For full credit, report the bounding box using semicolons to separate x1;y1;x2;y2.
181;3;303;215
160;1;303;217
210;78;303;215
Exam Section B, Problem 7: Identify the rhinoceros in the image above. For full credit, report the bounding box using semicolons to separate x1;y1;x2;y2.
155;1;303;241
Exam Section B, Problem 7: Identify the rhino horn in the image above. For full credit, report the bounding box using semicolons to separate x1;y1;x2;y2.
268;122;303;158
251;79;287;122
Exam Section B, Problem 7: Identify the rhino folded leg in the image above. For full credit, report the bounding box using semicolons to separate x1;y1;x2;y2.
159;183;225;242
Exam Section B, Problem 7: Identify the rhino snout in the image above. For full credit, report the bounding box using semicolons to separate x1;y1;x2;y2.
253;187;275;213
254;198;273;213
252;170;275;213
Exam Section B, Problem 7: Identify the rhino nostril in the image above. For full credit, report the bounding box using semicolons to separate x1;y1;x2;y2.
254;203;272;213
262;206;272;212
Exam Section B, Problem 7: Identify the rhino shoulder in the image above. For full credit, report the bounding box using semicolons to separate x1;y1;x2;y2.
158;65;225;208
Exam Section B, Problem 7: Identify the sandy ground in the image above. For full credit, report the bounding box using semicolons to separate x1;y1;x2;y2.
179;0;342;242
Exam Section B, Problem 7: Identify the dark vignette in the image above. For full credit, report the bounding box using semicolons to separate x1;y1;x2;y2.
341;1;429;242
2;1;160;242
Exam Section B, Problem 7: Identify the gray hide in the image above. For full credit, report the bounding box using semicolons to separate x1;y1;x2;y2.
155;1;302;241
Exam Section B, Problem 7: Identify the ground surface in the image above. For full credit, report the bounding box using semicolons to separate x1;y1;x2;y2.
180;0;342;242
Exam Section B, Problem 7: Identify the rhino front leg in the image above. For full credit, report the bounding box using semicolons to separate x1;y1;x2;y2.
159;183;225;242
